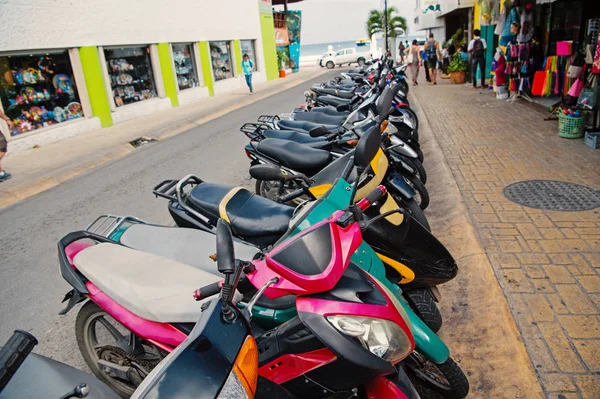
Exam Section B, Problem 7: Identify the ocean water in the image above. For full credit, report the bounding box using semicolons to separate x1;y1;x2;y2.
300;36;425;58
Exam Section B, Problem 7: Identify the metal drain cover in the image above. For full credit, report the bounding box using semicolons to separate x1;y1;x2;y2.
503;180;600;211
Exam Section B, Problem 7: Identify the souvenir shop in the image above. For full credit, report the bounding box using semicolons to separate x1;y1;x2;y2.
0;51;85;136
487;0;600;144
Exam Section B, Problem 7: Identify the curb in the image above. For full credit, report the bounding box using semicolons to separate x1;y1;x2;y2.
410;89;544;398
0;70;328;210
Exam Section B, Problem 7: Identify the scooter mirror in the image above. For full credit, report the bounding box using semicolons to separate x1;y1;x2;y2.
354;125;382;169
309;125;330;137
216;219;235;275
336;104;350;112
249;164;286;181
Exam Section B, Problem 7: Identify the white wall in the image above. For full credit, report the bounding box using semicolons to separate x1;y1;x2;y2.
414;0;445;31
0;0;262;51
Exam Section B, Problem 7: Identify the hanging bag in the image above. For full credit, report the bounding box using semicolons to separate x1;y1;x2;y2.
578;73;598;109
567;64;586;98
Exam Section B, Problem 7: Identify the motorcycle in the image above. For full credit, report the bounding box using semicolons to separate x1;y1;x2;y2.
57;182;425;397
0;330;120;399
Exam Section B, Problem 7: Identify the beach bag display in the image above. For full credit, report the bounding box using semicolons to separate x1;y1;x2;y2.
568;78;585;98
578;74;598;109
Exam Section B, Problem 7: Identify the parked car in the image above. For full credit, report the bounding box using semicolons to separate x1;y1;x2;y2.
318;50;336;67
320;47;371;69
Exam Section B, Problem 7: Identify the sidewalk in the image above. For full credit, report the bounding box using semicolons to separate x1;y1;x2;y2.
412;78;600;398
0;67;328;209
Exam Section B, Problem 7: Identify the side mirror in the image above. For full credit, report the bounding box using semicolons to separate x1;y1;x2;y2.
216;219;235;275
354;126;382;168
249;164;286;181
309;125;330;137
336;104;350;112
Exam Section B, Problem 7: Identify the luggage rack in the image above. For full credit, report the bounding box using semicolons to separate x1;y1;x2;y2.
85;215;146;239
257;114;280;129
152;175;211;225
239;122;271;141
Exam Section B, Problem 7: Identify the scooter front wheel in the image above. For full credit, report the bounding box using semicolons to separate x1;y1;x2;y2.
404;288;441;333
75;301;163;398
255;179;307;207
405;175;430;210
406;354;469;399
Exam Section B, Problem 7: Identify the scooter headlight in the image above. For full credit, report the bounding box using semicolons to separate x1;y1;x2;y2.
327;315;412;364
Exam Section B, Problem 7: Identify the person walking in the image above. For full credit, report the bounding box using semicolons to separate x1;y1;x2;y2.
241;54;254;94
425;33;440;85
468;29;487;89
398;41;405;63
420;46;431;83
0;110;13;182
405;40;421;86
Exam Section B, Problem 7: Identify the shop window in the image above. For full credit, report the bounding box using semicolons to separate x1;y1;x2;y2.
0;51;83;136
172;43;199;90
209;41;234;81
240;40;258;71
104;46;157;108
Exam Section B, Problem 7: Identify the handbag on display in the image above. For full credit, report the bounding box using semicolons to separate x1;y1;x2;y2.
531;70;547;96
567;65;586;98
578;74;598;109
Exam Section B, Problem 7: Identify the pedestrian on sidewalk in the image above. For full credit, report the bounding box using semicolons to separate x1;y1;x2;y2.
406;40;421;86
468;29;487;89
425;33;441;85
241;54;254;94
398;41;405;63
0;110;13;182
420;46;431;83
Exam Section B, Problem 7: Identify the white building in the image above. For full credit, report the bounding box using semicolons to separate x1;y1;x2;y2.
0;0;279;148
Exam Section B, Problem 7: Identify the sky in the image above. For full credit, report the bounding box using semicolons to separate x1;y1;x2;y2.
273;0;421;45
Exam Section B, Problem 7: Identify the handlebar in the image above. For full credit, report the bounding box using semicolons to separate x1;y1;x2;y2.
0;330;38;392
193;281;222;301
357;185;388;211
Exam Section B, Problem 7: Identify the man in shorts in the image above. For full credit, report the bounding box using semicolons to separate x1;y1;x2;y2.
0;110;13;182
425;33;440;85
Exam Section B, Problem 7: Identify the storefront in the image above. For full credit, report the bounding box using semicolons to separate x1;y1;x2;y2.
0;0;279;153
104;46;158;108
0;50;85;137
210;41;235;81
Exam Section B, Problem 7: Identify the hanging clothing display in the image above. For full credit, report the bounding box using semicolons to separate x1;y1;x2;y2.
517;7;533;43
593;33;600;74
500;6;520;46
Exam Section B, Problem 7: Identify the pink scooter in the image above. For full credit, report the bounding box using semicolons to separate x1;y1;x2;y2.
58;184;419;398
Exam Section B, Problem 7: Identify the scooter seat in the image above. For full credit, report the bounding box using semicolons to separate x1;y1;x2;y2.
120;224;260;272
188;183;294;245
262;129;333;150
309;107;351;117
292;112;346;125
317;96;352;108
311;86;355;99
73;243;221;323
277;119;340;133
256;138;332;176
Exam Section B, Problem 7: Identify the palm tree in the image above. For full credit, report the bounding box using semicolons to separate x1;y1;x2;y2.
366;6;408;49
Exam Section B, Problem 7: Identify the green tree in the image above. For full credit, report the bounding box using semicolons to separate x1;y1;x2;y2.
366;6;408;49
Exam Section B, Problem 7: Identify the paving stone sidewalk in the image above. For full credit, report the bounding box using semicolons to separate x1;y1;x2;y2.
413;80;600;399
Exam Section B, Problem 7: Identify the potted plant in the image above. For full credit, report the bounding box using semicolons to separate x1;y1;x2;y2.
277;49;289;78
448;53;467;84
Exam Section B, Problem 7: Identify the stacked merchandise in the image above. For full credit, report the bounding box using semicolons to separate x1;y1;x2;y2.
531;56;572;97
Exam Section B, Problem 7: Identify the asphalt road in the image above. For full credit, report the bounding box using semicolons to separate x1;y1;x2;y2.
0;70;338;370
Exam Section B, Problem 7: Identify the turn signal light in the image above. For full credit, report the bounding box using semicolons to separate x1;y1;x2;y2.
380;120;389;133
233;336;259;397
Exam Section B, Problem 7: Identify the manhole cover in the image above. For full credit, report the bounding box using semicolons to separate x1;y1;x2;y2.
503;180;600;211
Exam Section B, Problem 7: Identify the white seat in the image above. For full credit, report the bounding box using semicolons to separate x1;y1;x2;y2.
74;243;222;323
119;224;259;274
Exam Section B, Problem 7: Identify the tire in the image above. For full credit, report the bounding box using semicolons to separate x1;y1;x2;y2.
76;301;162;398
402;197;431;231
256;179;306;207
406;174;430;210
405;157;427;185
407;355;470;399
416;148;424;163
404;288;441;332
326;61;334;69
